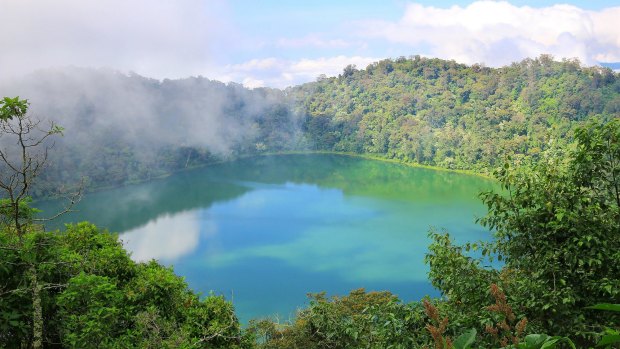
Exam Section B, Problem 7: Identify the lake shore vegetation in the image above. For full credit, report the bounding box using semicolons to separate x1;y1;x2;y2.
1;55;619;347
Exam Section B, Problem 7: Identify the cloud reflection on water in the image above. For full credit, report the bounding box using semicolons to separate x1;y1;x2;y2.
35;155;492;322
119;181;487;284
203;191;433;283
120;211;205;262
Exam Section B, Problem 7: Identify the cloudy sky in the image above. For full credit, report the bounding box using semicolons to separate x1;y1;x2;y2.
1;0;619;88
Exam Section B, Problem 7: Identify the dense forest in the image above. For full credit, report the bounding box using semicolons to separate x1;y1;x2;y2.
0;68;304;197
292;55;620;172
1;55;619;197
1;55;619;348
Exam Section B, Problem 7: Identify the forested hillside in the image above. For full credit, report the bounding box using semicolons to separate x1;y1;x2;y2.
292;55;620;172
0;68;304;197
1;56;618;195
2;94;618;348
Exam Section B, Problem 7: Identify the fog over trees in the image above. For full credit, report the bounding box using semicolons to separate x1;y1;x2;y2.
0;67;305;196
1;56;618;197
0;55;619;348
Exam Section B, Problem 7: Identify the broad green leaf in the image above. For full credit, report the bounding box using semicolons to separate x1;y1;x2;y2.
585;303;620;312
597;334;620;347
524;334;548;347
453;328;476;349
540;338;560;349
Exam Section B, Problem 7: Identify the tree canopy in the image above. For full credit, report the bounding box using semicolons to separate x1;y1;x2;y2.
1;55;619;347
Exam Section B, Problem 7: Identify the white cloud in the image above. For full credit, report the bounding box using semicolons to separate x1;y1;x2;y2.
289;56;376;80
277;35;353;49
4;0;618;88
229;58;281;72
120;210;219;263
359;1;620;66
220;55;379;88
0;0;228;79
121;211;202;262
242;77;266;89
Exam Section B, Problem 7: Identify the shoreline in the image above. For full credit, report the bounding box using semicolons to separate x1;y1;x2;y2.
257;150;495;181
34;150;495;204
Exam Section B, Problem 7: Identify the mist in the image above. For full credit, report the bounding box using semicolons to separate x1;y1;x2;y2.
0;67;306;196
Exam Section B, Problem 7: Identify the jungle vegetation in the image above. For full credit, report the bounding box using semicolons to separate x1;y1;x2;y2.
4;55;619;197
1;54;619;348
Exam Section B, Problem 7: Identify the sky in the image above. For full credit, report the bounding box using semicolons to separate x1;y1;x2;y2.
1;0;620;88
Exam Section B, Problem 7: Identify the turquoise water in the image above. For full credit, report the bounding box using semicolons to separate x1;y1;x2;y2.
36;154;495;322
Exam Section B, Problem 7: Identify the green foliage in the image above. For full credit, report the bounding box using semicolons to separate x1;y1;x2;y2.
479;120;620;339
0;96;28;121
513;334;576;349
60;222;136;282
596;331;620;349
56;273;125;347
586;304;620;312
2;58;619;347
17;56;620;198
425;230;501;328
126;261;188;317
453;328;476;349
248;289;429;349
0;222;245;348
586;303;620;348
0;197;40;227
292;55;619;174
426;119;620;347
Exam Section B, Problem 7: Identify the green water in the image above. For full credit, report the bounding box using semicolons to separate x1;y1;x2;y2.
36;154;495;322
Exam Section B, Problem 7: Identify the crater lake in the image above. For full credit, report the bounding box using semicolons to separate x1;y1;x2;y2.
36;154;495;322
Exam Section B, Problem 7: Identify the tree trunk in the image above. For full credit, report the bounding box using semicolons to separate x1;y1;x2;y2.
30;264;43;349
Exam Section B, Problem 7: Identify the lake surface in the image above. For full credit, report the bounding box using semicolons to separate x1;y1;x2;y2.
36;154;495;322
